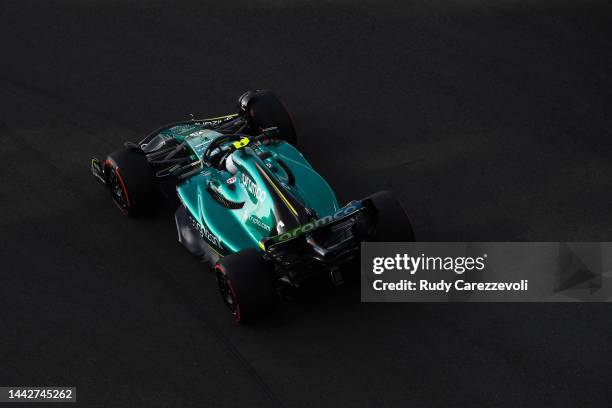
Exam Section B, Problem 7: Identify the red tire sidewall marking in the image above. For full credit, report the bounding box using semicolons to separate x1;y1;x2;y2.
215;264;241;322
103;159;130;214
114;168;130;208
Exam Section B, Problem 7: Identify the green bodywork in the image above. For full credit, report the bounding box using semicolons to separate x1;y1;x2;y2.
164;120;340;256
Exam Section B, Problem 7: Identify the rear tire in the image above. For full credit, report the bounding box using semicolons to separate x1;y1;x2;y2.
216;248;277;323
104;147;156;216
363;190;415;241
242;90;297;145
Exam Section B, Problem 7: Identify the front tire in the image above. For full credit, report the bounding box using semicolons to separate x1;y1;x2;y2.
240;90;297;145
104;147;156;216
216;248;277;323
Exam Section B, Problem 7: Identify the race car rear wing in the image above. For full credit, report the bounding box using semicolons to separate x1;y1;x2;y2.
259;200;366;257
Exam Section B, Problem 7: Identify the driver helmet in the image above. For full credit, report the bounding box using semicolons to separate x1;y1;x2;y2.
225;152;238;175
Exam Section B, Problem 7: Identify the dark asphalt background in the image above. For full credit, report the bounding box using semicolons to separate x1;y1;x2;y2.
1;0;611;406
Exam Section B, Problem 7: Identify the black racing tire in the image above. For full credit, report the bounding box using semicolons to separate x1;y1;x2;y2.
244;90;297;145
215;248;277;323
363;190;415;241
104;147;156;217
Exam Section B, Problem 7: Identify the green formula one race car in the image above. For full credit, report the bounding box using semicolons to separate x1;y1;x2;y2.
91;90;414;322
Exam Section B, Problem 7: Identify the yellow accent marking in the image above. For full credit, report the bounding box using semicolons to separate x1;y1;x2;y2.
259;167;298;217
207;243;222;257
232;137;250;149
258;241;266;251
204;113;239;121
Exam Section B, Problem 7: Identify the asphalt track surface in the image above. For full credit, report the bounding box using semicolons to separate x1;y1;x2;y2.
1;1;612;407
